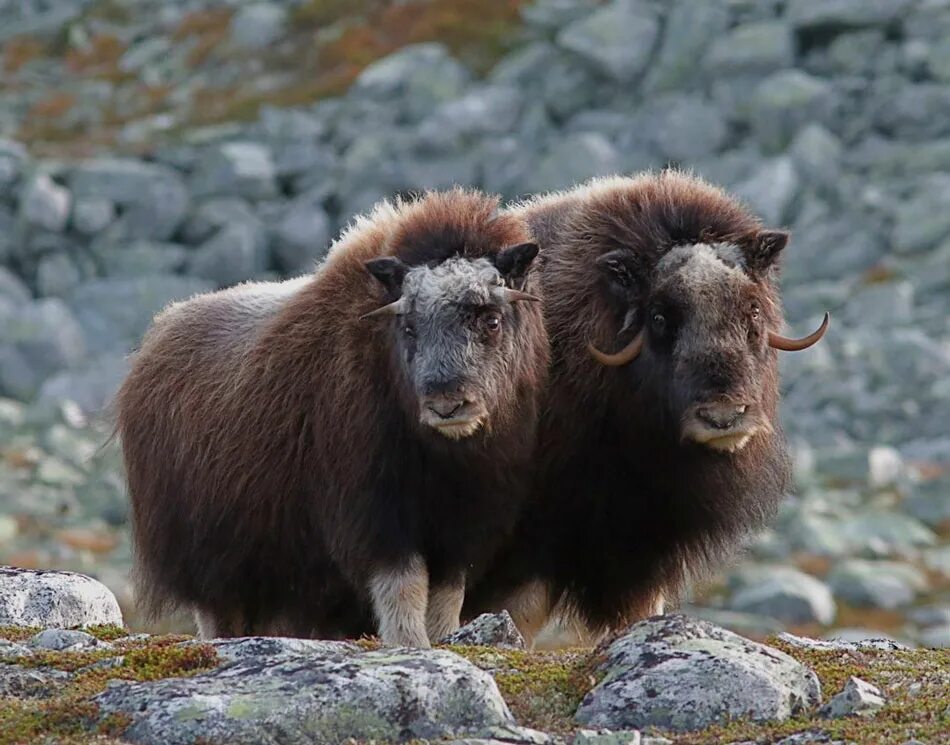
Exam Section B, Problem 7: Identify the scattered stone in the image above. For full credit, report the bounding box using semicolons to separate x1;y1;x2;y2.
69;159;188;241
573;729;641;745
443;612;526;649
819;676;885;718
827;559;928;609
556;1;660;83
191;142;278;201
71;196;116;235
187;221;269;287
229;3;287;50
353;43;471;122
0;664;71;699
574;615;821;732
28;628;108;652
271;193;332;273
0;566;123;628
787;0;917;31
19;173;71;232
94;644;512;744
729;566;837;625
705;21;795;76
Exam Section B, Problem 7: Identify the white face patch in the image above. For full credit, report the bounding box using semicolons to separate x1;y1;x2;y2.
656;242;749;293
402;257;502;315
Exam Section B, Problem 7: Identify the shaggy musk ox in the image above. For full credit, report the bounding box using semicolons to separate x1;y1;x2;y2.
116;189;548;647
464;171;829;644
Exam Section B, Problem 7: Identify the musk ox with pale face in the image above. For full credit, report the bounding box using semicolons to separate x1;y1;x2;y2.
117;189;548;647
364;252;541;441
464;172;828;644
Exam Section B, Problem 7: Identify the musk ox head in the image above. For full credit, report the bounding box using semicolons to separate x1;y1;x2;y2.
363;242;540;439
589;231;828;453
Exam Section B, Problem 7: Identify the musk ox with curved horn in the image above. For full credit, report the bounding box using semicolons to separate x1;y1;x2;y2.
464;171;829;644
116;188;548;647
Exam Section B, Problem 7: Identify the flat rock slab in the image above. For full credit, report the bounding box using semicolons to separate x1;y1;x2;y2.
94;643;512;745
0;566;123;628
575;615;822;732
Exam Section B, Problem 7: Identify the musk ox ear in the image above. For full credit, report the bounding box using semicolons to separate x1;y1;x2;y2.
365;257;408;300
493;242;539;290
596;249;643;304
745;230;789;274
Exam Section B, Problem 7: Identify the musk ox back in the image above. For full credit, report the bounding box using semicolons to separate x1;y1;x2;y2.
117;189;548;646
464;171;828;643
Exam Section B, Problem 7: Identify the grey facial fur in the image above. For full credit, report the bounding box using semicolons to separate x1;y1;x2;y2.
397;257;521;438
654;243;769;451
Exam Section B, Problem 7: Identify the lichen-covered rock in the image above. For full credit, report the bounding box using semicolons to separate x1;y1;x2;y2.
94;643;512;744
777;632;909;652
203;635;360;663
444;612;526;649
574;615;822;732
27;628;110;652
0;566;123;628
819;676;885;718
573;729;642;745
0;664;71;699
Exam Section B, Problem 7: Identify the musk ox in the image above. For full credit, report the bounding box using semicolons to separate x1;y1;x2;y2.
464;171;829;644
116;189;548;647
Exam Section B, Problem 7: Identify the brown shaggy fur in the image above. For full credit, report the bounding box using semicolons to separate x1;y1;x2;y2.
464;171;793;640
117;189;548;640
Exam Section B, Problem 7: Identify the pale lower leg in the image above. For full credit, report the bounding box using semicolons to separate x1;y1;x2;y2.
194;608;244;640
369;555;430;648
500;580;553;649
426;578;465;642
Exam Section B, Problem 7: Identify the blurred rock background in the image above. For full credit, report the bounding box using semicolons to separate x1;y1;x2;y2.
0;0;947;645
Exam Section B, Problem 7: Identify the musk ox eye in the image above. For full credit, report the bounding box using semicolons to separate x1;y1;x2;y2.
480;313;502;333
750;303;761;320
403;323;416;338
651;312;667;336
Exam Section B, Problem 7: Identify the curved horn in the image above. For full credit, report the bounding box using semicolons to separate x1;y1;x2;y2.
360;298;406;320
588;330;645;366
502;288;541;303
768;312;830;352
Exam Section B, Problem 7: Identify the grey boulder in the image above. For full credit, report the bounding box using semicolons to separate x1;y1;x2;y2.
729;566;837;625
556;0;659;83
0;566;123;628
574;615;821;732
69;158;188;241
94;644;512;745
819;676;885;718
443;612;526;649
19;173;72;232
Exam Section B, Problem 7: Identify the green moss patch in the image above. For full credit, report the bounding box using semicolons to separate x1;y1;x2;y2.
0;634;218;744
444;644;602;734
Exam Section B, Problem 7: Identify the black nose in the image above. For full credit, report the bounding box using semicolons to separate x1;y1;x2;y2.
696;403;747;430
426;397;465;419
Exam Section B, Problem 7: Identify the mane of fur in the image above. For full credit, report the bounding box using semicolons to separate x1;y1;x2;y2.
465;171;791;633
117;188;548;636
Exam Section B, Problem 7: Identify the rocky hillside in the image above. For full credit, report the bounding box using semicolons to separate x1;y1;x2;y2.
0;0;948;652
0;568;947;744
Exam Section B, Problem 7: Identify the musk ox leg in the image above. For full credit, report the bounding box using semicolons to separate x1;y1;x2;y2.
426;576;465;642
499;579;554;649
369;555;430;648
194;608;246;640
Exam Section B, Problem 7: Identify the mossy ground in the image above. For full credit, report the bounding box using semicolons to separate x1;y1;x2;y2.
1;627;947;744
0;627;217;745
